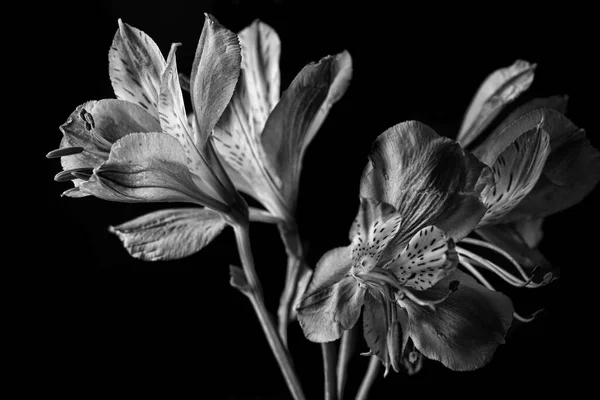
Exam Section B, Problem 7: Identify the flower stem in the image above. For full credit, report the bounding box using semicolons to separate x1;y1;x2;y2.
232;222;306;400
322;342;339;400
355;356;380;400
336;328;357;399
276;224;305;346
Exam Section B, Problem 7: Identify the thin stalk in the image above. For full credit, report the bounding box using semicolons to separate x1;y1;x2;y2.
322;342;339;400
336;328;357;399
277;224;305;346
355;356;380;400
232;222;306;400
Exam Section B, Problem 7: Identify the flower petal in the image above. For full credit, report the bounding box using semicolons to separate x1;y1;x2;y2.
80;132;226;211
213;69;288;220
109;20;166;116
238;19;281;134
386;226;458;291
475;221;550;270
361;121;490;254
362;290;409;374
477;108;599;221
54;100;161;196
400;270;514;371
349;198;401;273
296;246;364;342
492;95;569;137
190;14;241;145
109;208;226;261
458;60;536;147
477;123;550;225
260;51;353;209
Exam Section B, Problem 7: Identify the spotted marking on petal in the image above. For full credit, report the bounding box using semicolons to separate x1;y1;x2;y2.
386;225;458;291
109;20;166;117
158;44;208;178
350;199;402;273
479;125;550;225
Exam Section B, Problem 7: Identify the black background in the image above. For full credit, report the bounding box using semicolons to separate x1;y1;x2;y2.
34;1;595;398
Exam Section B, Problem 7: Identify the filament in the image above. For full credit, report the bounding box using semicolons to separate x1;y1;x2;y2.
456;246;545;288
459;256;544;323
460;237;531;281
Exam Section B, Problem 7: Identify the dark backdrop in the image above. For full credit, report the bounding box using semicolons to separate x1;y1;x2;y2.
36;1;594;398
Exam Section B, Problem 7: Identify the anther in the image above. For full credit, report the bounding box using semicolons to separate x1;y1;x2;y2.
46;146;84;158
54;167;94;182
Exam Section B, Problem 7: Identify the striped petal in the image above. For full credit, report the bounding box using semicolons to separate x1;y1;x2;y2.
400;270;514;371
458;60;536;147
361;121;491;260
238;20;281;135
479;110;600;220
296;246;364;342
80;132;227;211
477;119;550;225
385;226;458;291
213;69;287;219
109;208;226;261
349;198;401;273
190;14;241;146
109;20;166;117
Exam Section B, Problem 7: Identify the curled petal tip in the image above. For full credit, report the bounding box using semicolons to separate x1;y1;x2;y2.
360;350;374;357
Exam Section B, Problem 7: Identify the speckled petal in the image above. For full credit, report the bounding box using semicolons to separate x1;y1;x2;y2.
349;198;401;273
109;20;166;117
361;121;490;261
478;123;550;225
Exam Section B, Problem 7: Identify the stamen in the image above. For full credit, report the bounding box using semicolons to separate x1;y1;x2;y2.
460;237;531;281
46;146;84;158
456;246;548;288
54;168;94;182
460;257;545;324
179;73;190;92
395;281;458;311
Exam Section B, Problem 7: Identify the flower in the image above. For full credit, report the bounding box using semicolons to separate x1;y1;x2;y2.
296;121;514;373
47;15;248;260
454;61;600;279
212;20;353;226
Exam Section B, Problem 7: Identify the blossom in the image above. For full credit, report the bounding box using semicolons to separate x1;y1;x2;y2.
48;15;248;260
296;121;514;373
212;20;353;225
455;61;600;276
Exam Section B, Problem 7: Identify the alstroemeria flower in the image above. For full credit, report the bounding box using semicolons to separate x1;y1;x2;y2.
454;61;600;280
297;122;514;373
48;15;248;260
211;20;353;225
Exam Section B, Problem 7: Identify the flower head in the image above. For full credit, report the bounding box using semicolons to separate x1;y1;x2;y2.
48;15;251;260
211;20;353;225
296;122;513;373
455;61;600;273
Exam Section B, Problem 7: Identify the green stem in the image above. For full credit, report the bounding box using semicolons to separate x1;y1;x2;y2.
232;222;306;400
355;356;380;400
336;328;357;399
322;342;339;400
